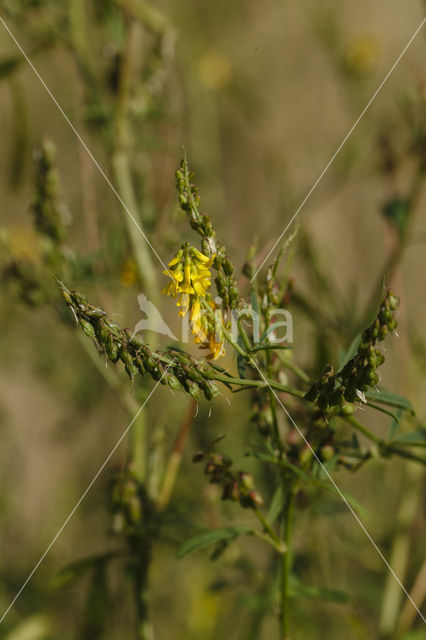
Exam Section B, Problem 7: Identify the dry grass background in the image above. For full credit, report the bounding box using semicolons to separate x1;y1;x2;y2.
0;1;425;638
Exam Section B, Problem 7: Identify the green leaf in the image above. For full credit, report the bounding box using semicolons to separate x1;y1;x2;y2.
266;485;286;525
251;342;292;353
176;526;254;559
367;401;401;422
50;552;119;590
388;407;403;440
365;389;414;413
338;332;361;371
282;461;367;518
289;581;350;603
244;449;278;464
390;429;426;447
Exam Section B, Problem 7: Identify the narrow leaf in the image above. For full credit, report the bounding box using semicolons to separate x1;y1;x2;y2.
176;526;253;559
338;333;361;371
365;389;414;413
388;407;403;440
390;429;426;447
266;485;286;525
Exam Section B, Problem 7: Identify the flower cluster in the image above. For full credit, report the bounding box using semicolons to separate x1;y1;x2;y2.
193;448;263;509
162;243;225;359
304;289;399;410
175;157;239;310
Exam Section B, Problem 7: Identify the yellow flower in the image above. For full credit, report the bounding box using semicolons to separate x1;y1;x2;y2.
162;244;225;360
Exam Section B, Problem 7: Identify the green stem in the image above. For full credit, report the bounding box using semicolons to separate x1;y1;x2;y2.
281;492;294;640
343;415;383;445
237;315;253;353
253;508;283;548
210;372;305;399
111;17;158;301
133;544;155;640
344;416;426;465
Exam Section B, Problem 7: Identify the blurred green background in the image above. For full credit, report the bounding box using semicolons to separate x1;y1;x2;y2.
0;1;425;639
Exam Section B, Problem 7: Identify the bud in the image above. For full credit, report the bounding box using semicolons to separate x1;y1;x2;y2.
299;445;313;466
238;472;255;491
321;444;334;461
340;403;354;416
222;482;240;502
80;318;96;339
246;490;263;508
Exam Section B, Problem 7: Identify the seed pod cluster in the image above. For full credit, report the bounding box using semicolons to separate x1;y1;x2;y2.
1;259;47;307
193;449;263;509
32;140;67;245
304;289;399;410
58;281;221;401
176;157;239;310
109;463;149;537
250;389;275;435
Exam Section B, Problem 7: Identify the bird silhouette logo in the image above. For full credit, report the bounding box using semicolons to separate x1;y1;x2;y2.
132;293;177;341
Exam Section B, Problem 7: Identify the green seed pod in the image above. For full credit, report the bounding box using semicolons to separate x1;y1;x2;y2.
299;445;313;466
387;318;397;332
94;321;109;345
186;380;200;401
166;374;182;391
60;288;73;306
378;325;388;341
239;472;255;491
134;355;145;375
86;307;106;319
80;318;96;339
321;444;335;461
105;332;117;359
223;258;234;277
119;347;133;367
388;293;399;310
340;403;355;416
201;380;219;401
129;333;144;348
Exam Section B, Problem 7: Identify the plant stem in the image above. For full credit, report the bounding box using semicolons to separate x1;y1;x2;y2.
157;399;196;511
134;544;155;640
253;507;283;548
111;16;158;301
344;416;426;465
280;492;294;640
343;415;383;445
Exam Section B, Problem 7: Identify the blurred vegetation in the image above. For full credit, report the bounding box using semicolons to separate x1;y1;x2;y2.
0;1;425;639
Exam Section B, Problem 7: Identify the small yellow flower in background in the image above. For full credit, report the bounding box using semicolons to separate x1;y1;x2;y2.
198;51;232;91
344;34;380;77
162;244;225;359
121;258;138;287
